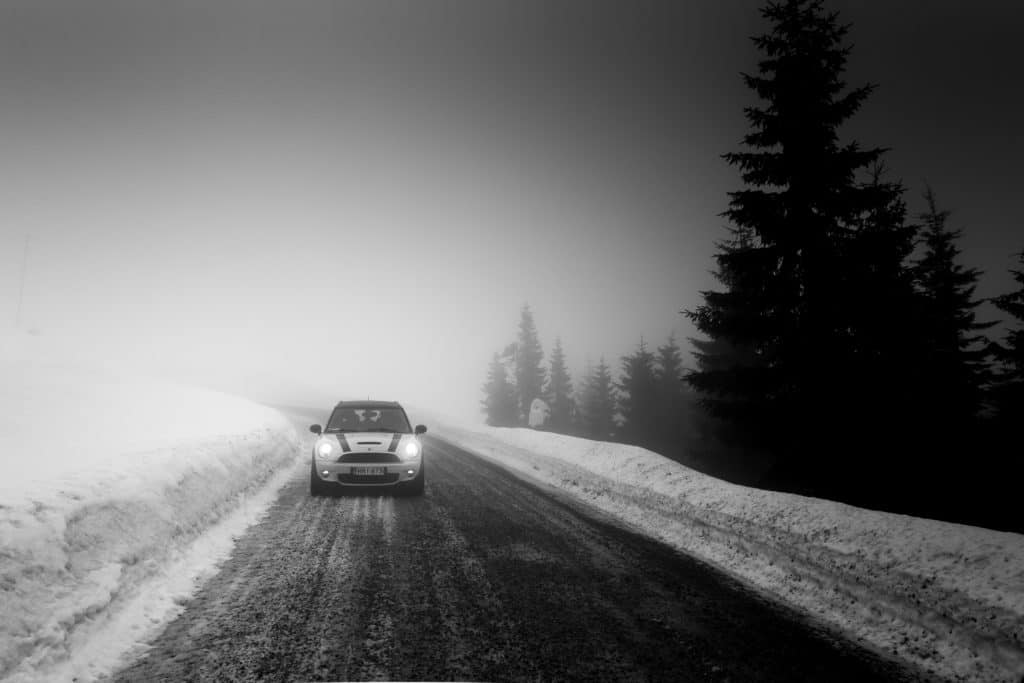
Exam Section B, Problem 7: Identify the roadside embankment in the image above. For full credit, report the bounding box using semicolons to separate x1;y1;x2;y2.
0;351;301;681
433;421;1024;683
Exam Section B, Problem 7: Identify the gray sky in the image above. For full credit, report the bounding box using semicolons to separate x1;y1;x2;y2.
2;1;1021;420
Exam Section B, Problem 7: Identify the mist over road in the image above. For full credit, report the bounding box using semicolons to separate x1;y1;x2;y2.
113;435;921;682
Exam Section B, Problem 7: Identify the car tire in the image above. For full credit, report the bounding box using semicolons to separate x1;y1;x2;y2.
310;462;330;496
402;462;425;496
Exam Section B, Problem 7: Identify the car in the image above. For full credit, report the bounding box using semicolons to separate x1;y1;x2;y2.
308;400;427;496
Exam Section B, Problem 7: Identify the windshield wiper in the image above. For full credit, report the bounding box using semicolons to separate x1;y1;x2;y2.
324;428;354;433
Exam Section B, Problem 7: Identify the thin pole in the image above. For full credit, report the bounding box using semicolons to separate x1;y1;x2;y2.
15;234;30;328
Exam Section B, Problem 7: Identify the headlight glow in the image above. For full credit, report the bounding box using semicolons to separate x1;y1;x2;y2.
403;441;421;458
317;442;334;458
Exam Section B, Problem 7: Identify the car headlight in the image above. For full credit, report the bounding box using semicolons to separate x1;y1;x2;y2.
317;442;334;458
402;441;421;459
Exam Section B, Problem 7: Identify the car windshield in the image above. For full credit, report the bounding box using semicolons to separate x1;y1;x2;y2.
325;406;412;433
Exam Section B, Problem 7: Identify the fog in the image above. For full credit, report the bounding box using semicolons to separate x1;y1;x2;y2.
2;0;1021;421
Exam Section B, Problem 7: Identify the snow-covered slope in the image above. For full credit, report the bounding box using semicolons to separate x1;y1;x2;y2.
0;333;302;682
432;419;1024;683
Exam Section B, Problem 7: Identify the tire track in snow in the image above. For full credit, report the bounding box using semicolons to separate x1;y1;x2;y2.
111;435;926;683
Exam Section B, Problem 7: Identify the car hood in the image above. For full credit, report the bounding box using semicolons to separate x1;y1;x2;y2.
321;431;417;454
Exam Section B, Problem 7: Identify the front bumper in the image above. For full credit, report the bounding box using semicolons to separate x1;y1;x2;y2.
313;456;421;487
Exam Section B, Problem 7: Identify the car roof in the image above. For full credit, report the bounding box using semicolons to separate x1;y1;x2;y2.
332;400;403;409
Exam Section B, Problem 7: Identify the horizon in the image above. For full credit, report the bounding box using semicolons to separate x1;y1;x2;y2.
2;0;1020;421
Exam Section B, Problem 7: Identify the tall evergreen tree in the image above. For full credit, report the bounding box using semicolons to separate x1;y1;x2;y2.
913;186;995;432
654;334;685;405
686;225;769;442
990;250;1024;428
481;353;518;427
687;0;907;482
653;334;692;457
580;357;616;441
839;163;926;467
514;304;546;425
544;337;575;434
572;359;594;437
618;339;659;447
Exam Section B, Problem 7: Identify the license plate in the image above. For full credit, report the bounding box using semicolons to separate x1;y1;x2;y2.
351;466;386;476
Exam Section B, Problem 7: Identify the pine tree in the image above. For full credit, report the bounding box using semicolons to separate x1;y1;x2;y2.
654;334;685;408
481;353;518;427
687;0;905;480
653;334;693;457
580;357;616;441
990;250;1024;427
571;359;593;437
544;337;575;434
840;163;926;464
514;304;546;425
686;225;770;443
617;339;659;447
913;186;995;433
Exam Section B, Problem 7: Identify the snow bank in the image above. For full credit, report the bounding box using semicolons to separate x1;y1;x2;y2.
432;420;1024;683
0;335;301;681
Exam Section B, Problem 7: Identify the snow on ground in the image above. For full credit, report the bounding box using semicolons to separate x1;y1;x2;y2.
0;333;303;682
429;417;1024;683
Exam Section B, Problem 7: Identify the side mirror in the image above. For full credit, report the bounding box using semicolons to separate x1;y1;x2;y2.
415;424;427;435
309;424;322;435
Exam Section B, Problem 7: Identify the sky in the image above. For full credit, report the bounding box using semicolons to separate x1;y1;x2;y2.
1;0;1021;421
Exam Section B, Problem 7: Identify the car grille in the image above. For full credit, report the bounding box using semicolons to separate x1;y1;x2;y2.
337;473;401;485
336;453;401;463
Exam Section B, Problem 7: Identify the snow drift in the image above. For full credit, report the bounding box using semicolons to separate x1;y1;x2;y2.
0;335;301;681
432;420;1024;683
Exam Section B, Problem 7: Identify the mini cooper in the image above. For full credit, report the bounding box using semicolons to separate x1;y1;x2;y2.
308;400;427;496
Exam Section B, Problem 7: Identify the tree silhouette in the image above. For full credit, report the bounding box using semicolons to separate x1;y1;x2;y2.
686;225;770;447
514;304;546;425
838;163;926;482
687;0;910;489
580;357;616;441
653;334;693;459
913;186;996;435
481;353;518;427
617;339;659;447
544;337;575;434
990;249;1024;430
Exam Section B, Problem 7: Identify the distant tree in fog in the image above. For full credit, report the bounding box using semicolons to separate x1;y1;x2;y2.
580;357;616;441
912;186;995;433
653;334;693;456
572;360;593;436
481;353;518;427
514;304;546;425
544;337;575;434
617;339;658;446
989;249;1024;429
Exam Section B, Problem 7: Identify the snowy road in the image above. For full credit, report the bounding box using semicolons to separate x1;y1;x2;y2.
112;435;925;682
